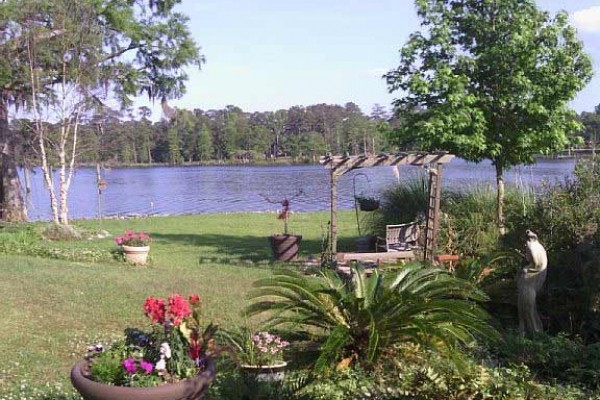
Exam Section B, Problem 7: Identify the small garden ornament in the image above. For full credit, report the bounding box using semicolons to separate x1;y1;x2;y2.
518;229;548;336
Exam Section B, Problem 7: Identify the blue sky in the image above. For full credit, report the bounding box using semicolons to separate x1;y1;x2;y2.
142;0;600;118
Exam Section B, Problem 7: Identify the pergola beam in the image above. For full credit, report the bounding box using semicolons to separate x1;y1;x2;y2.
320;152;455;176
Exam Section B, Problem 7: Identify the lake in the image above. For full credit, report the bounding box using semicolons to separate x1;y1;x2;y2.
24;158;577;221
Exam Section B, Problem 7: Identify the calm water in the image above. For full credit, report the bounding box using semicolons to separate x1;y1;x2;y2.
25;158;577;221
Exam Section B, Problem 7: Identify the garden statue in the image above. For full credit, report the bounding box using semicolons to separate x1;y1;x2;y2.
518;229;548;335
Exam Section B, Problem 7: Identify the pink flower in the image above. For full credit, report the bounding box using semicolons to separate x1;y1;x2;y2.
140;360;154;374
189;294;200;305
123;358;137;374
115;237;123;245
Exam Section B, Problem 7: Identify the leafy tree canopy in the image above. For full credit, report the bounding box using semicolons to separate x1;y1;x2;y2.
385;0;593;169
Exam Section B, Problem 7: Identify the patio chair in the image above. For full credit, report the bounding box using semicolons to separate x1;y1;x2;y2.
377;222;420;252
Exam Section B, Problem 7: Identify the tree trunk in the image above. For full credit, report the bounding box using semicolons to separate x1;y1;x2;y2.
23;167;31;220
330;170;338;254
495;162;506;235
0;95;26;222
58;147;68;225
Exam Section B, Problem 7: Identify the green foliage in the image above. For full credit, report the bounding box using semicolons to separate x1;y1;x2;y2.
370;180;534;257
90;345;127;385
506;158;600;254
386;0;592;166
386;0;593;230
492;332;600;391
209;366;312;400
500;158;600;337
218;325;289;366
0;223;113;262
369;176;429;237
247;263;496;373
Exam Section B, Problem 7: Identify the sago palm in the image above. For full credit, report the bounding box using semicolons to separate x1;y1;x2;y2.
246;263;497;372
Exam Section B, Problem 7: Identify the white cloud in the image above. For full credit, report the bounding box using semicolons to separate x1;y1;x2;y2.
572;6;600;33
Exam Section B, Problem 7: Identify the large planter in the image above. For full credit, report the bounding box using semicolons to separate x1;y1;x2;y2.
122;245;150;265
71;359;216;400
268;235;302;262
240;361;287;382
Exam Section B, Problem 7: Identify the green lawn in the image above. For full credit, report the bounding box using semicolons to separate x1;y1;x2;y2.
0;211;357;391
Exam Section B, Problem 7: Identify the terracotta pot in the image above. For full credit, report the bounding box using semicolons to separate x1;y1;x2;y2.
71;359;216;400
268;235;302;261
122;245;150;265
240;361;287;382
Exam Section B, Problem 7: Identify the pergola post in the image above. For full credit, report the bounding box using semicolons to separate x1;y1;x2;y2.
424;163;443;260
330;169;339;254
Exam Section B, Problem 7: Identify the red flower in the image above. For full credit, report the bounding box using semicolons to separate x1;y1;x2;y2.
188;341;202;361
143;297;166;324
189;294;200;305
167;294;191;326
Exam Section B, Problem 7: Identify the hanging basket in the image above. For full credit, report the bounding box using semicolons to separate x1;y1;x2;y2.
355;196;380;212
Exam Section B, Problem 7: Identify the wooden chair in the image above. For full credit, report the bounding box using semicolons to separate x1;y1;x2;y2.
377;222;420;252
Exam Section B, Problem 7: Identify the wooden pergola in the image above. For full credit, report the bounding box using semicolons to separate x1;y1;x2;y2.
320;152;455;260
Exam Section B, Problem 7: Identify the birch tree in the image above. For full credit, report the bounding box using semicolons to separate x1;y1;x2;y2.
10;0;203;224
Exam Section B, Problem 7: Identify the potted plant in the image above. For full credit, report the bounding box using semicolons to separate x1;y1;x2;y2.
263;193;303;261
115;230;151;265
220;326;290;382
354;195;380;212
71;293;219;400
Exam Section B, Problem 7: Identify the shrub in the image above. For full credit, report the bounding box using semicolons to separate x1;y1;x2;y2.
368;176;429;236
491;331;600;390
500;158;600;337
247;263;496;373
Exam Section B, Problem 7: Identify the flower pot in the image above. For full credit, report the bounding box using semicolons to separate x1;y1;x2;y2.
122;245;150;265
268;235;302;262
71;359;216;400
240;361;287;382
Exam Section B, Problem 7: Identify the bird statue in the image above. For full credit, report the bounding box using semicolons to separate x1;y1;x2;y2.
518;229;548;336
524;229;548;273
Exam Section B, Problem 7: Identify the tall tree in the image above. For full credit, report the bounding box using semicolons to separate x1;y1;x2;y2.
578;105;600;147
196;123;213;162
385;0;592;233
2;0;203;224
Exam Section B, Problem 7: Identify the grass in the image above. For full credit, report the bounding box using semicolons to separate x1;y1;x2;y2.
0;210;357;394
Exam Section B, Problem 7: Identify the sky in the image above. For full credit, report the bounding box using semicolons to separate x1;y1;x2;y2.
139;0;600;119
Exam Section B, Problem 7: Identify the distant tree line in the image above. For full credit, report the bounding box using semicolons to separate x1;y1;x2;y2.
10;102;398;167
577;104;600;147
11;101;600;169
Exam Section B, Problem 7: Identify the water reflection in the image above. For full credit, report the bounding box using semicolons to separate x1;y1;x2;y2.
24;158;576;221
